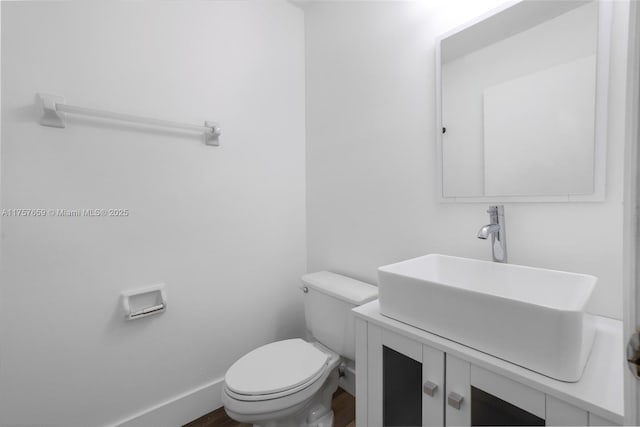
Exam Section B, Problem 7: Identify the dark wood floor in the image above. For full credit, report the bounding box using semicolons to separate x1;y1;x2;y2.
183;388;355;427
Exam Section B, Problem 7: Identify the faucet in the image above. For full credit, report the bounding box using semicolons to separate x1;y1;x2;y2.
477;205;507;263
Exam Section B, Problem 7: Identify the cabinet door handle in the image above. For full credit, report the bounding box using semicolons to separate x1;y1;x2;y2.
423;381;438;396
447;392;464;409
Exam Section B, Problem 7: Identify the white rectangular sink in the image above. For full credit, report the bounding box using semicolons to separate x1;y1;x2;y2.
378;254;597;382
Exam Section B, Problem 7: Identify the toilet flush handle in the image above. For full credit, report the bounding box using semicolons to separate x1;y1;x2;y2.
302;286;309;293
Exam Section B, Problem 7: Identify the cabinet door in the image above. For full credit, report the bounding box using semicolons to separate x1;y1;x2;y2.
364;324;445;426
470;365;545;426
382;336;422;426
445;358;546;426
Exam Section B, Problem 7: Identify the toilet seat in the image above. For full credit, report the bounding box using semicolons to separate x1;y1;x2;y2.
225;339;330;401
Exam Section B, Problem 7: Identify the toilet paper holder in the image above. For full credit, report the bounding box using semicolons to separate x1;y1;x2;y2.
121;284;167;320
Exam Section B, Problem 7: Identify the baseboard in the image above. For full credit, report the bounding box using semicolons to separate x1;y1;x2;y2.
110;377;224;427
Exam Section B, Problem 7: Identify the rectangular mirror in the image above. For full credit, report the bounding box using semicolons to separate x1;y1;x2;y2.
436;0;612;202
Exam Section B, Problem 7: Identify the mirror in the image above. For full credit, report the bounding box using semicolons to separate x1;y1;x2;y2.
436;0;611;202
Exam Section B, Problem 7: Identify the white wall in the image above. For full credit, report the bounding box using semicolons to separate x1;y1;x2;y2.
0;2;306;427
305;0;628;320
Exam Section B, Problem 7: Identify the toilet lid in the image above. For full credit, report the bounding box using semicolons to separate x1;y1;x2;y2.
225;339;329;396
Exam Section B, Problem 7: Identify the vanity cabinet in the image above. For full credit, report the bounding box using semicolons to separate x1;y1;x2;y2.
354;304;623;427
446;356;547;426
361;323;445;426
361;323;547;426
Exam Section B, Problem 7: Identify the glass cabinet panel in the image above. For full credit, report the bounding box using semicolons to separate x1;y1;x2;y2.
383;345;422;426
471;386;545;426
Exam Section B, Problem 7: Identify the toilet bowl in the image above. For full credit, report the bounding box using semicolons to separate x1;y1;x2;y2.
222;271;378;427
222;340;341;427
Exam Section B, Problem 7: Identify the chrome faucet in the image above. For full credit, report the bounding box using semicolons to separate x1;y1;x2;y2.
477;205;507;263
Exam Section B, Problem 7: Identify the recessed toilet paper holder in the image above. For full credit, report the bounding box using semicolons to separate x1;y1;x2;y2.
121;284;167;320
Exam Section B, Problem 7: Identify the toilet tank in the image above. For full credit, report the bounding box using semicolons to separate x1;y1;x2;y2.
302;271;378;361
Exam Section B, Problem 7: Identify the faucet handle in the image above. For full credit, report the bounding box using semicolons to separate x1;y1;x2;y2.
487;205;504;215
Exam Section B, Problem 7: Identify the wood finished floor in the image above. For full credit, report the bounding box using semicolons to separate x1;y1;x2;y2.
183;388;355;427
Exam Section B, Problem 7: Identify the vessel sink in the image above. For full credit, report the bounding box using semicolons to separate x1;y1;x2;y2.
378;254;597;382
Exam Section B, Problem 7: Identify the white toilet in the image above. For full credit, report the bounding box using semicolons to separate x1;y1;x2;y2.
222;271;378;427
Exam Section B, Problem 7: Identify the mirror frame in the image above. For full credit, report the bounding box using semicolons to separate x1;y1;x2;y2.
435;0;613;203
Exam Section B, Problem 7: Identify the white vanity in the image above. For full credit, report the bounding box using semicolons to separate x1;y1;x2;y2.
354;301;622;426
353;254;623;427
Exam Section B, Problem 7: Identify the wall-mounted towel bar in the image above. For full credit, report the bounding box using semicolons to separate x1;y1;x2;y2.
36;93;221;146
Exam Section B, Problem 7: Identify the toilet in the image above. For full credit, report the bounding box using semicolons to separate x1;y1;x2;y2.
222;271;378;427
